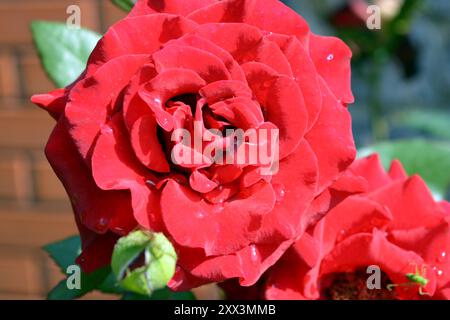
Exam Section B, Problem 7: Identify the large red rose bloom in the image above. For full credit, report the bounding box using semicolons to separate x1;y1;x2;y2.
265;154;450;300
32;0;355;290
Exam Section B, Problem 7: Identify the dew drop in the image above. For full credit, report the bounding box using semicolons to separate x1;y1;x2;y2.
153;97;162;105
273;183;286;203
250;245;258;262
95;217;108;232
159;116;170;128
212;204;224;214
327;53;334;61
438;251;448;263
195;211;205;219
336;229;346;242
204;182;213;190
101;124;113;135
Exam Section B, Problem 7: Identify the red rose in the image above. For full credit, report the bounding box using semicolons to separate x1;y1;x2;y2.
264;154;450;300
31;0;355;289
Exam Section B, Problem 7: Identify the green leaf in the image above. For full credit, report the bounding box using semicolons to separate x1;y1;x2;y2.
30;21;101;87
47;266;111;300
111;0;136;11
359;139;450;199
111;231;177;296
43;235;81;272
44;236;119;299
394;110;450;140
97;272;124;295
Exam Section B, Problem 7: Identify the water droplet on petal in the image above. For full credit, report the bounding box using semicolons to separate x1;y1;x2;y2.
250;245;258;262
212;204;224;214
438;251;448;263
196;211;205;219
101;124;113;135
336;229;346;242
159;115;170;128
273;183;286;203
327;53;334;61
95;217;108;232
153;97;162;105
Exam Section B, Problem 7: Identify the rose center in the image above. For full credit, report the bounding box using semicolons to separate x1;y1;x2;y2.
322;268;397;300
167;93;199;113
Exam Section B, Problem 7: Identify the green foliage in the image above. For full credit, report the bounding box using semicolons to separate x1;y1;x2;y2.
30;21;101;87
359;139;450;199
47;267;112;300
43;236;116;300
44;233;193;300
394;110;450;140
43;235;81;271
111;0;136;12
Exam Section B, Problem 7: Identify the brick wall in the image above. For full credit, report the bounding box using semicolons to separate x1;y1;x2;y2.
0;0;126;299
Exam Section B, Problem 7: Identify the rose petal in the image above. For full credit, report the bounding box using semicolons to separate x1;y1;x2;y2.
368;176;446;230
265;247;310;300
190;23;263;63
131;114;170;173
66;54;149;161
305;78;356;192
268;34;322;130
130;0;217;17
200;80;252;105
388;159;408;180
172;240;293;289
46;120;136;235
188;0;310;43
190;170;219;193
170;34;247;82
350;154;393;191
31;88;67;120
153;45;231;83
257;140;318;241
312;195;392;259
161;179;276;255
86;14;197;74
309;34;354;104
122;64;158;129
75;227;119;273
243;62;308;159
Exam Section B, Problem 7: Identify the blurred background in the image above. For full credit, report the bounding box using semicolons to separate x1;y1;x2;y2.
0;0;126;299
285;0;450;146
0;0;448;299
